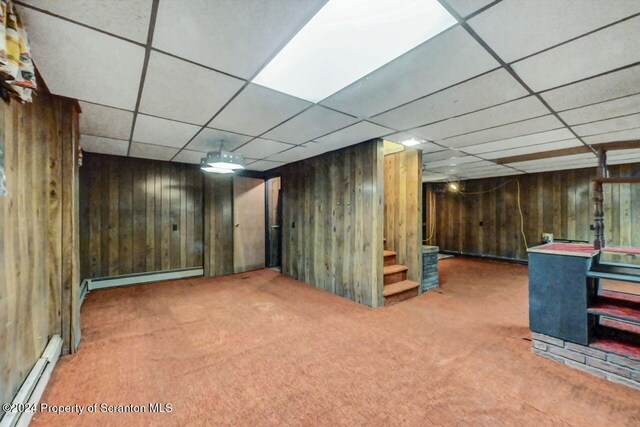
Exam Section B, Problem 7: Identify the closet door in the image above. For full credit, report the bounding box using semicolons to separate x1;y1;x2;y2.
233;176;266;273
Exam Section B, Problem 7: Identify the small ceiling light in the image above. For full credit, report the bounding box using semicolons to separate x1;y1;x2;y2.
201;149;245;173
402;138;421;147
448;182;459;192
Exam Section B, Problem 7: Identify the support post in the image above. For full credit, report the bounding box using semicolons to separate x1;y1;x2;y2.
593;149;607;250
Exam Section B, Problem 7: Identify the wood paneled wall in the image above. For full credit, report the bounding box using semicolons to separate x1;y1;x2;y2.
426;163;640;261
203;174;234;277
1;93;80;409
80;153;203;278
383;148;423;283
280;140;384;307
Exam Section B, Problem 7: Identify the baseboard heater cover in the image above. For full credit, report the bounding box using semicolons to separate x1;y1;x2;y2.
0;335;62;427
87;268;203;291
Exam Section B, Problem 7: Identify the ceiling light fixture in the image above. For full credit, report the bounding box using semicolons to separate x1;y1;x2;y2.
448;182;459;192
253;0;456;102
402;138;422;147
200;149;245;174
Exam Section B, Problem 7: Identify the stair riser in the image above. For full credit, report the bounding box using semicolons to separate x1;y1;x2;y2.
600;317;640;335
383;255;396;267
384;287;419;306
384;271;407;286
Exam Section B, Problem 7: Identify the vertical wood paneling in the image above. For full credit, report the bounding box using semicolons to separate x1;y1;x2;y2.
79;153;203;278
383;147;422;283
281;140;384;307
427;164;640;261
1;94;79;408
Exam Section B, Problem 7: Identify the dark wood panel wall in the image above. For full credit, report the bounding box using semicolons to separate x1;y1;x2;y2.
280;140;384;307
80;153;203;278
383;148;423;283
203;174;234;277
425;163;640;261
0;93;80;409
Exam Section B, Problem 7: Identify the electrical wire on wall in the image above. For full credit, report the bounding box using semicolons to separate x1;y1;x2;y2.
424;190;436;244
447;178;529;251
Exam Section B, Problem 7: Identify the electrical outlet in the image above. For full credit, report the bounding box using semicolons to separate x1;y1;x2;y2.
541;232;553;243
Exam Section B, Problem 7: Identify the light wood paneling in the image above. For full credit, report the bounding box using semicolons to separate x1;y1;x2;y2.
80;153;203;278
426;163;640;261
0;93;79;409
280;140;384;307
233;177;266;273
203;174;234;277
383;147;422;283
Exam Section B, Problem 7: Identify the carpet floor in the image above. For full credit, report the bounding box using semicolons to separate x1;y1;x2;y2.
32;258;639;426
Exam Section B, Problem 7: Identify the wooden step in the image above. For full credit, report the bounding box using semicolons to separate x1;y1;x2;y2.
599;289;640;305
383;264;407;286
383;250;396;267
383;280;419;306
591;338;640;361
588;264;640;284
588;304;640;325
600;317;640;335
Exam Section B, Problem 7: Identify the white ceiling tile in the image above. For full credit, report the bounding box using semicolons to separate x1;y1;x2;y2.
152;0;326;78
18;0;153;43
422;172;450;182
262;106;358;144
425;156;486;169
129;142;178;161
512;16;640;92
572;113;640;136
462;128;576;154
460;169;524;180
410;96;550;142
79;102;133;140
173;150;206;165
371;69;528;131
235;138;292;159
139;51;244;125
321;25;498;118
558;94;640;125
469;0;640;63
132;115;200;148
440;115;565;149
314;121;393;149
541;65;640;111
246;160;285;172
185;128;253;153
20;10;145;110
80;135;129;156
582;127;640;144
266;146;314;163
383;133;444;153
506;153;596;169
209;84;311;136
446;0;495;18
477;139;583;160
422;149;467;162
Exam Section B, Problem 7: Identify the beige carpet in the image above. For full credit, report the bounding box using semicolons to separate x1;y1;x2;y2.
32;258;639;426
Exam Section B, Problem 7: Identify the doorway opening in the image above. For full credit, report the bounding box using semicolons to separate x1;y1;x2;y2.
266;177;282;270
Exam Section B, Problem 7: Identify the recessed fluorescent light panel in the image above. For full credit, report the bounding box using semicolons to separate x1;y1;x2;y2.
253;0;456;102
402;138;422;147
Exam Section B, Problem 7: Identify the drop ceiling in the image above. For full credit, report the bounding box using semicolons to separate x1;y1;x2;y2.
17;0;640;181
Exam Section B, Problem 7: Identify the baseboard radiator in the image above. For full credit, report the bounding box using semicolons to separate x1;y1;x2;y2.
0;336;62;427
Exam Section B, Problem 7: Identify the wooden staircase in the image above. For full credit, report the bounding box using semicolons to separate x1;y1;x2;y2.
383;250;419;306
587;262;640;361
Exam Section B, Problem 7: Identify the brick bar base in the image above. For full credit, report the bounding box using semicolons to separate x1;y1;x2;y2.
532;333;640;391
421;246;439;292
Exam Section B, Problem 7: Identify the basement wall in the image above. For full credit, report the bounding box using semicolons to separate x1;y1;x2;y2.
0;93;80;410
279;140;384;307
425;163;640;261
79;153;204;278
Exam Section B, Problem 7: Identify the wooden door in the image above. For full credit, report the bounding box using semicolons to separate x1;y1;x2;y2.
233;176;266;273
266;177;282;267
